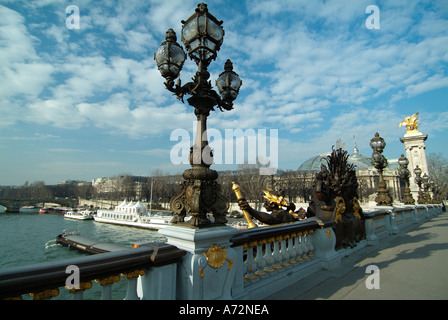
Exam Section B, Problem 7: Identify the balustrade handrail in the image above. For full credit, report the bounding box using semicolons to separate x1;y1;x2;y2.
363;209;391;219
0;242;185;299
230;217;326;247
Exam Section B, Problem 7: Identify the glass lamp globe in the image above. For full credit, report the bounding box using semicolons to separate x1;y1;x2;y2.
216;59;242;103
154;29;186;83
414;165;422;177
398;154;409;168
373;152;381;163
370;132;386;153
181;3;224;66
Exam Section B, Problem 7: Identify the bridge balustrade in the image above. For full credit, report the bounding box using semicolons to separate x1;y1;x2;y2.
0;243;185;300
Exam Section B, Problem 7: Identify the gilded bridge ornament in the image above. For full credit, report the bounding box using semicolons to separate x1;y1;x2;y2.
235;184;307;226
232;182;257;228
353;197;362;219
399;112;420;134
334;196;345;224
199;244;233;278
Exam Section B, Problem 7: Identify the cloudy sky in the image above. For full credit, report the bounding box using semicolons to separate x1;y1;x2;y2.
1;0;447;186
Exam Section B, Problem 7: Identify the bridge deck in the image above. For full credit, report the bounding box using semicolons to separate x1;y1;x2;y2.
268;212;448;300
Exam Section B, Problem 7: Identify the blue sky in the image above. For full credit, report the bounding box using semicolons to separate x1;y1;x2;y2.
1;0;447;186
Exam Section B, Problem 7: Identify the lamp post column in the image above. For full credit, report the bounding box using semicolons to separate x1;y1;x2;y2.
370;132;392;207
398;154;415;205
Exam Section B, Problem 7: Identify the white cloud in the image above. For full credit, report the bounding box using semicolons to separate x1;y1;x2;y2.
406;74;448;97
0;6;55;99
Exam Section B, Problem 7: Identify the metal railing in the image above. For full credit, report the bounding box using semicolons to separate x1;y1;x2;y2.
0;242;185;300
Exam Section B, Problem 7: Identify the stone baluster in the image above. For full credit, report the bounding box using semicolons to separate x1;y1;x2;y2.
68;281;92;300
306;230;315;258
96;275;120;300
263;238;275;273
301;232;310;260
280;236;291;267
294;232;304;262
272;236;283;270
122;269;145;300
254;240;267;277
244;242;257;281
287;234;298;264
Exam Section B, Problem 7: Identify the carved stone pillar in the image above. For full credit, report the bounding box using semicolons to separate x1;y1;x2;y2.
400;133;429;199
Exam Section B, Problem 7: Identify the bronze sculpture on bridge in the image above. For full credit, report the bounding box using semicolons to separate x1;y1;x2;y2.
233;182;307;227
307;147;365;249
233;147;365;250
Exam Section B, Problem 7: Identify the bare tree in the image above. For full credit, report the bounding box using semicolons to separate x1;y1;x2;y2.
275;170;293;203
230;164;271;210
427;153;448;202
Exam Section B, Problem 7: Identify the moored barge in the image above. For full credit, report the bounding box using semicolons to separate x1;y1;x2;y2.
56;232;128;254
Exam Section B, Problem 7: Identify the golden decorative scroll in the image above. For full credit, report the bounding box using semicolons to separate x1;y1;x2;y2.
30;288;59;300
67;281;92;294
95;275;120;286
121;269;145;279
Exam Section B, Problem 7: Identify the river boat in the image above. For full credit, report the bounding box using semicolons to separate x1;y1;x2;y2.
50;207;72;214
64;210;94;220
19;206;41;213
94;200;174;230
39;207;72;214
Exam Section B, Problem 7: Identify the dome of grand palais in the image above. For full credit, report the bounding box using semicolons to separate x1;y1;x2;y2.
297;142;399;172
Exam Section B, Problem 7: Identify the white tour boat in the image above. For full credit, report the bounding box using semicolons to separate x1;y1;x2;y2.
94;200;174;230
64;210;94;220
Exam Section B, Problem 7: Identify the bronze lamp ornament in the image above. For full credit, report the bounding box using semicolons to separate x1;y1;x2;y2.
398;154;415;205
414;165;425;204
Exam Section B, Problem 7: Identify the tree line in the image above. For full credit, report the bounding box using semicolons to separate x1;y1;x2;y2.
0;181;94;200
2;153;446;207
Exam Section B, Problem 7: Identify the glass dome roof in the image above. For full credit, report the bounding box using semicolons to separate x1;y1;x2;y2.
297;143;372;172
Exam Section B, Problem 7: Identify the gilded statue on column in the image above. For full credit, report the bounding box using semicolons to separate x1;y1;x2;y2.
399;112;420;134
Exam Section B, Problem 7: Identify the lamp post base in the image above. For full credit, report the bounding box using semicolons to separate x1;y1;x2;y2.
170;166;229;228
402;186;415;205
375;181;392;207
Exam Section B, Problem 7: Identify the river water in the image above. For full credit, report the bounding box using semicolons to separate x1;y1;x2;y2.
0;210;167;299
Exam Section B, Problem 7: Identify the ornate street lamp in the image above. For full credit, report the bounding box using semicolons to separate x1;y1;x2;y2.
398;154;415;205
154;3;242;227
414;165;425;204
370;132;392;206
422;173;431;204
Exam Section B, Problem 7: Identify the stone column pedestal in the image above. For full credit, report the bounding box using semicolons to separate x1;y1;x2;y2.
400;133;428;199
159;225;240;300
